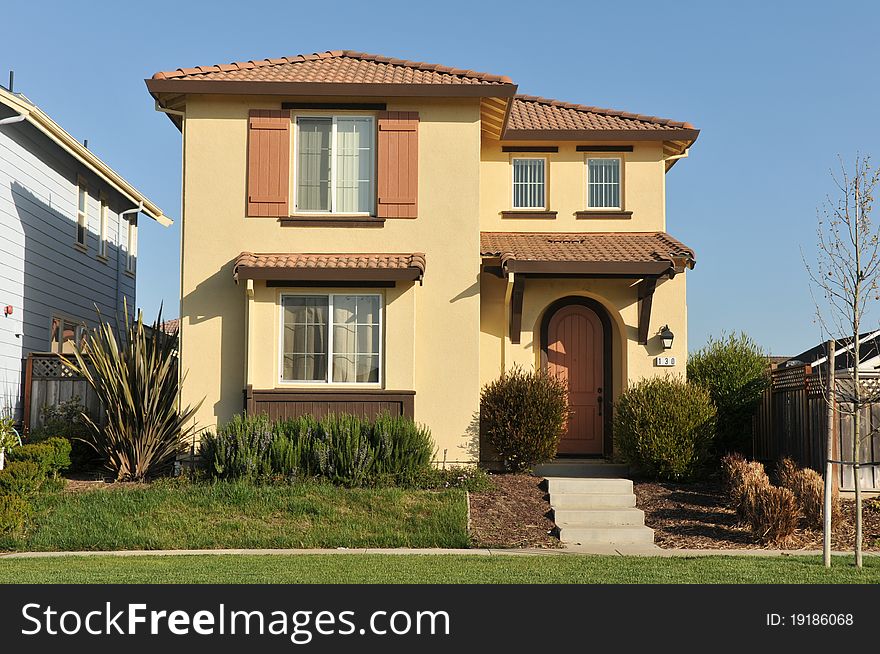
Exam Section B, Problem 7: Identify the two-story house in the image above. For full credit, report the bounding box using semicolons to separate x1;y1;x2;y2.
0;84;170;421
146;50;698;464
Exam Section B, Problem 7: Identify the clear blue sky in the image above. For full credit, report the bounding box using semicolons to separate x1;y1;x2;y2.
2;0;878;356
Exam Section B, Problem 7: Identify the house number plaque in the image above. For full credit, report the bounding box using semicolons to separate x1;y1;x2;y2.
655;356;677;367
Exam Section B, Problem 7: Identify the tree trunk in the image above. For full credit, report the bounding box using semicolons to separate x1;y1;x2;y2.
853;332;863;568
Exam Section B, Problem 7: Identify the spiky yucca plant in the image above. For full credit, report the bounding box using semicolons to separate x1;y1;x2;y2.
62;304;201;481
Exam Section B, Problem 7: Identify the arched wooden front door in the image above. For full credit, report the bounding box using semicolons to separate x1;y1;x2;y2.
546;304;605;455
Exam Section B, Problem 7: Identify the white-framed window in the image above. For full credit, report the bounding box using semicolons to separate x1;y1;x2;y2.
293;116;375;215
586;157;622;209
511;157;547;210
280;293;382;385
50;316;85;354
125;218;137;273
76;177;88;247
98;193;109;259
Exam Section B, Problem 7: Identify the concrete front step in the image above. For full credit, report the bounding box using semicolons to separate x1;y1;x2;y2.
546;477;633;495
550;492;636;509
558;525;655;545
533;461;630;478
553;508;645;527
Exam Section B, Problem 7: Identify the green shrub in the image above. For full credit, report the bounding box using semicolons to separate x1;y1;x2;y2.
614;376;716;481
480;366;569;472
0;493;31;537
200;412;434;486
687;332;769;454
30;397;97;470
9;438;71;477
0;460;44;495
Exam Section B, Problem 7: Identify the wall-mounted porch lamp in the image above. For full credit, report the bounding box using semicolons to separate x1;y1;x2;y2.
659;325;674;350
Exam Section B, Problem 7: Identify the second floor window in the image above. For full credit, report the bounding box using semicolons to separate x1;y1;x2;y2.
512;157;546;210
295;116;374;214
126;218;137;273
98;194;109;258
587;157;622;209
76;178;88;246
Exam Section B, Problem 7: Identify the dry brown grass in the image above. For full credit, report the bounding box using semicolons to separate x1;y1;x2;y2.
776;457;842;530
749;484;799;546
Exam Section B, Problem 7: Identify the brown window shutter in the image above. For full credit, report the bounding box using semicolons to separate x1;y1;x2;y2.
247;109;291;217
377;111;419;219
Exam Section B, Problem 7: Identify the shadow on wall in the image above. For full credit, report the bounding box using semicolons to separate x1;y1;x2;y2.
181;259;241;428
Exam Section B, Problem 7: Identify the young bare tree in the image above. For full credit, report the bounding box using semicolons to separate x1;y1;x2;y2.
805;154;880;568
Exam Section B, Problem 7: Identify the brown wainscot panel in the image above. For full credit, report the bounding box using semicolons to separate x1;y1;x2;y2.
244;386;415;420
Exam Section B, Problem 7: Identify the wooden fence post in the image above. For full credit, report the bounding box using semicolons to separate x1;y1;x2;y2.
824;340;836;568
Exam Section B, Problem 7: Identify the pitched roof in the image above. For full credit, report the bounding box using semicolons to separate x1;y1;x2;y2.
149;50;513;93
233;252;426;282
480;231;695;276
159;318;179;335
505;95;699;140
0;87;171;226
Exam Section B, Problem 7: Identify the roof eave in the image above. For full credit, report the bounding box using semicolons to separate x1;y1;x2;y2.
145;78;518;99
0;88;171;226
501;128;701;142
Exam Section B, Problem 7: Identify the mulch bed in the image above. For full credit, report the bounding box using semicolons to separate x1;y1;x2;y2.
468;474;561;549
635;481;880;550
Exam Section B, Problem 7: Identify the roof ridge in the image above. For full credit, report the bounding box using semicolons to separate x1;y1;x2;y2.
513;94;694;130
152;50;513;84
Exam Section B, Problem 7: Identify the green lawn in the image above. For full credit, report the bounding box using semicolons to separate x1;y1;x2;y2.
0;553;877;584
1;480;468;551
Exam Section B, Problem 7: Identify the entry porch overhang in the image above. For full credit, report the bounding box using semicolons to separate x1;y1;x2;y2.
480;231;695;345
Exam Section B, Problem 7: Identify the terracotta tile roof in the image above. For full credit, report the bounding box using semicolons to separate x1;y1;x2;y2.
480;231;695;275
506;95;696;134
152;50;512;86
159;318;179;335
233;252;426;282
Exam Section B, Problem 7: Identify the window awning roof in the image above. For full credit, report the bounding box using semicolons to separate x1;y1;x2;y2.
480;231;695;277
233;252;426;283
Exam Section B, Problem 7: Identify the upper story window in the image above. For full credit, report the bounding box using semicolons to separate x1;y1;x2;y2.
511;157;546;210
50;316;85;354
98;193;109;259
76;177;88;247
281;293;382;385
586;157;622;209
294;116;375;215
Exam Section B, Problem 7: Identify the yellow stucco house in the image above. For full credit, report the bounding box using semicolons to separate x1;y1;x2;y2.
146;50;698;465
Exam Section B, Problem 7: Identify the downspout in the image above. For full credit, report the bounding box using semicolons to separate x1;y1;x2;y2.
664;148;689;163
118;202;143;322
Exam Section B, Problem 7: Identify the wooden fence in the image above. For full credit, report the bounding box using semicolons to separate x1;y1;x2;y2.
752;364;880;490
21;352;101;435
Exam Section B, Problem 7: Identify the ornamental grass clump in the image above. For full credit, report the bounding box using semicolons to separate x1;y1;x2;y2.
62;305;202;482
614;376;716;481
480;366;569;472
777;457;841;530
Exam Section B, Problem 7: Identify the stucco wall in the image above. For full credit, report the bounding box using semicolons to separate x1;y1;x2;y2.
479;141;666;232
180;95;482;462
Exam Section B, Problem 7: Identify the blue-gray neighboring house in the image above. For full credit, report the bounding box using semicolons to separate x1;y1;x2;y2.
0;84;171;419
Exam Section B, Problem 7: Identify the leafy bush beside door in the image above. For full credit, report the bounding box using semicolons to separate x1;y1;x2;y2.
480;366;569;472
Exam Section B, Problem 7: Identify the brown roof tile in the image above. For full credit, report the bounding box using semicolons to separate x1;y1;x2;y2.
152;50;513;86
233;252;426;282
480;232;695;274
506;95;696;134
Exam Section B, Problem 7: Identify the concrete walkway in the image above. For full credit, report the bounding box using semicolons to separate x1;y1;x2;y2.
1;546;876;559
